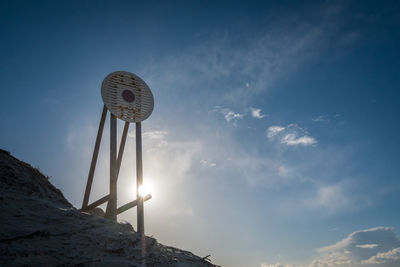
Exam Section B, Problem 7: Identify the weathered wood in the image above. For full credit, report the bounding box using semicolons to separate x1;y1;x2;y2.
80;194;110;212
116;121;129;181
82;105;107;209
105;113;117;220
117;194;152;215
136;122;144;235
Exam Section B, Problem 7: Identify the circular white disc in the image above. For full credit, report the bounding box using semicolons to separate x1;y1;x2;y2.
101;71;154;122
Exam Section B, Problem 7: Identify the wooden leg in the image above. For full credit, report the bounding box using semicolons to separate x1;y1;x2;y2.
82;105;107;209
136;122;144;235
116;121;129;181
105;113;117;220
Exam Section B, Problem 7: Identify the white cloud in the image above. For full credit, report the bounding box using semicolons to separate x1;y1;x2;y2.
267;124;317;146
267;126;286;138
312;115;330;123
357;244;379;249
225;110;244;122
362;247;400;265
212;106;244;124
280;133;317;146
250;107;266;119
310;227;400;267
200;159;217;167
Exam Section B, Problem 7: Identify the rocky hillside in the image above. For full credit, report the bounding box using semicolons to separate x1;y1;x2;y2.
0;149;217;267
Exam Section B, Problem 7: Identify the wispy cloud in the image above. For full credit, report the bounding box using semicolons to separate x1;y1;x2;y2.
267;126;285;138
143;130;169;140
312;115;330;123
141;4;355;110
250;107;266;119
356;244;379;249
267;124;317;147
280;134;317;146
199;159;217;167
212;106;244;124
144;130;169;147
305;183;350;213
224;110;244;122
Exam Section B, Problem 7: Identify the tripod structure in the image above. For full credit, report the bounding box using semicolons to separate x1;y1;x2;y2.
80;71;154;236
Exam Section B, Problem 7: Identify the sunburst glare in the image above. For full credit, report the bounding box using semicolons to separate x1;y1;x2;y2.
138;180;155;198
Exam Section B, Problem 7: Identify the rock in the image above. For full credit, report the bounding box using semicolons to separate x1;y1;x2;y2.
88;207;105;218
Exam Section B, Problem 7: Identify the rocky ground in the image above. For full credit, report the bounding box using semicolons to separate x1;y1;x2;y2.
0;149;218;267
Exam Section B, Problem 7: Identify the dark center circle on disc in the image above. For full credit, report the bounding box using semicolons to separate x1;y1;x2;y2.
122;90;135;103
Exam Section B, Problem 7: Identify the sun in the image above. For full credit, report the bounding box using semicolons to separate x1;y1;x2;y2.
138;180;155;198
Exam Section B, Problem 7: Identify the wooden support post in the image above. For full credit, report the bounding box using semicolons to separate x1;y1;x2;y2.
136;122;144;235
116;121;129;181
105;113;117;220
82;105;107;209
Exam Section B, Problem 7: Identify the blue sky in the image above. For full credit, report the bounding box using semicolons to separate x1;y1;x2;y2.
1;1;400;266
